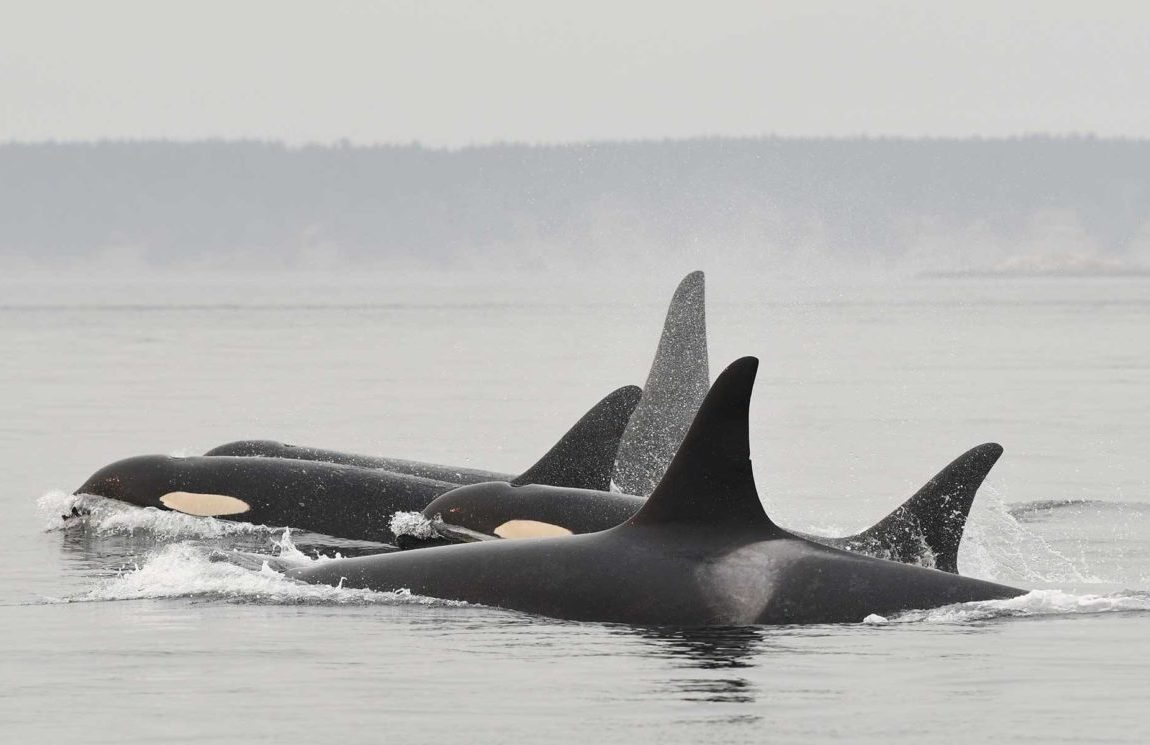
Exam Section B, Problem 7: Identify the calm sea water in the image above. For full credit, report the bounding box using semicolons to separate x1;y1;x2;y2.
1;274;1148;743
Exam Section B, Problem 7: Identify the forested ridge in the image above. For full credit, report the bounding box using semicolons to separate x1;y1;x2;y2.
3;136;1148;273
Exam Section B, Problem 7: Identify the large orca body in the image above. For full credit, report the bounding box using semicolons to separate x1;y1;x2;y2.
407;443;1002;573
76;386;642;542
284;358;1025;625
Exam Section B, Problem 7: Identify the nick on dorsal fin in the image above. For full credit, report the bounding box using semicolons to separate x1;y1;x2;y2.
512;385;643;491
613;271;710;497
845;443;1003;573
624;357;776;531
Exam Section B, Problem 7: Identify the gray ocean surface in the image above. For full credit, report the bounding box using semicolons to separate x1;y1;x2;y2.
2;273;1148;743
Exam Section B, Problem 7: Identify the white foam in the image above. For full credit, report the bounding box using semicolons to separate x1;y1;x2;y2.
389;510;436;539
53;534;463;608
38;490;278;540
888;589;1150;624
959;486;1103;584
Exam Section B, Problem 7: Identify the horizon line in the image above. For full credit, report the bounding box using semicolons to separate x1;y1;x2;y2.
3;131;1150;152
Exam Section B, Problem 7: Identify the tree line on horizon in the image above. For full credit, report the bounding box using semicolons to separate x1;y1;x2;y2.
2;136;1148;273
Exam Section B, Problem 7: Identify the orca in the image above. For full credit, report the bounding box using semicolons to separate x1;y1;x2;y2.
280;358;1025;625
612;270;709;496
204;271;710;497
404;443;1002;573
75;385;641;543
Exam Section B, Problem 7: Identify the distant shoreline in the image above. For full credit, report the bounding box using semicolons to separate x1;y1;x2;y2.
921;269;1150;279
4;137;1148;272
3;133;1150;151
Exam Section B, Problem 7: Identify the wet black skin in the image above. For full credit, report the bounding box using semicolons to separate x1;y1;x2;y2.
203;441;514;486
412;443;1005;574
76;455;453;543
202;385;642;495
283;358;1025;626
614;270;709;497
77;385;643;542
288;521;1023;626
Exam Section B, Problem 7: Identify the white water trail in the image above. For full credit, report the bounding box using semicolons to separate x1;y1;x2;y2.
38;490;279;540
47;529;464;608
888;589;1150;624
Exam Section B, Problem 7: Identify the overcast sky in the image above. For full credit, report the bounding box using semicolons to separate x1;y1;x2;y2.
3;1;1147;146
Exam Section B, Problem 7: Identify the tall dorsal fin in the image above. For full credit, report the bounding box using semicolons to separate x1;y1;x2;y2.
512;385;643;491
614;271;710;497
625;357;776;530
852;443;1003;573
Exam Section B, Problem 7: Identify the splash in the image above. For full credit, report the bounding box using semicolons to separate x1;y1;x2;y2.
958;486;1105;584
389;510;436;539
888;589;1150;624
52;533;463;608
38;490;277;540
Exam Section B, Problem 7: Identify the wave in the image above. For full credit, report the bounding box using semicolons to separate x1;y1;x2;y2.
38;490;394;558
1007;499;1150;520
864;589;1150;625
45;532;463;608
39;490;278;540
957;488;1129;585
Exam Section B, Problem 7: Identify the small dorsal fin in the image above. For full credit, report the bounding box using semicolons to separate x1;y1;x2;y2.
852;443;1003;573
624;357;775;530
614;271;710;497
512;385;643;491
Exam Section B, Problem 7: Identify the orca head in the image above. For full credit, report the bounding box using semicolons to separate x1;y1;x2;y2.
77;454;180;505
421;482;574;543
75;454;252;516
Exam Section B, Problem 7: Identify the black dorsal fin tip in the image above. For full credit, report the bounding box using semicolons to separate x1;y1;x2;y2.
512;385;643;491
855;442;1004;573
625;357;775;530
614;270;710;497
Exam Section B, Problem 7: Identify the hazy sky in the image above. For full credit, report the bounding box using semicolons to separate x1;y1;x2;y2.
3;1;1148;146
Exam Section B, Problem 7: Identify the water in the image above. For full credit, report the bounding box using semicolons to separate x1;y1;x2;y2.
2;274;1149;743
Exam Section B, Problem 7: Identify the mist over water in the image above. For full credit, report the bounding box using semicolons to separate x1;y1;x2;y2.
1;272;1148;742
4;138;1150;279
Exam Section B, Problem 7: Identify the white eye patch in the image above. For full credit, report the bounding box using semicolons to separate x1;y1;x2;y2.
493;520;572;539
159;492;252;517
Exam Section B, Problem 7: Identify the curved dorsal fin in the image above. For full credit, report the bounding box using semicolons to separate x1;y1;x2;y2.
852;443;1003;573
613;271;710;497
624;357;776;530
512;385;643;491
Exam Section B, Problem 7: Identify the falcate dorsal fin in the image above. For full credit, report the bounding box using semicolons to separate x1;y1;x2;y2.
512;385;643;491
624;357;776;530
853;443;1003;573
613;270;710;497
